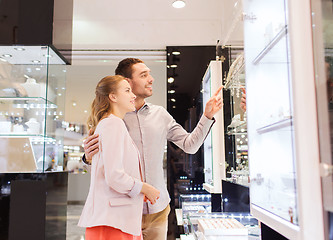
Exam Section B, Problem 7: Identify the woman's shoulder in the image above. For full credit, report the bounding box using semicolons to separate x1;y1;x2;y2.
96;115;126;132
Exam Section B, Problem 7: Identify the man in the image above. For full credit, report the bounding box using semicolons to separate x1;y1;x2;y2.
83;58;223;240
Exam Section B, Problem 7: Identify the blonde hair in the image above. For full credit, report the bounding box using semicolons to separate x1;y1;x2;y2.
87;75;125;134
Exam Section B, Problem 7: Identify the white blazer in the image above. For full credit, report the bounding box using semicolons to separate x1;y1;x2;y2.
78;114;144;236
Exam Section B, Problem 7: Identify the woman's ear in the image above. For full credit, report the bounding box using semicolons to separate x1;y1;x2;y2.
108;93;117;103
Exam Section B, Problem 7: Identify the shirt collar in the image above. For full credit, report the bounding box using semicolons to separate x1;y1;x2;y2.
135;102;150;113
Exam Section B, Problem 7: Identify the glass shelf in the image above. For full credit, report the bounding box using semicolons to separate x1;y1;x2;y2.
0;134;56;141
256;117;292;134
0;97;57;108
227;122;247;135
253;25;288;65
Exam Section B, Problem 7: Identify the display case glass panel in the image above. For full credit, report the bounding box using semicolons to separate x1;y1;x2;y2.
202;61;225;193
202;66;214;186
224;49;249;187
243;0;298;225
311;0;333;212
0;45;66;172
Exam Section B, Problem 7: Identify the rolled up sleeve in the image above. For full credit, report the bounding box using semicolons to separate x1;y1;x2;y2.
166;113;215;154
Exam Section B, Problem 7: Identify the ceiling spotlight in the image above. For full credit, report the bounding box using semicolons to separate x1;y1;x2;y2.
14;47;25;51
2;54;12;58
172;0;186;8
168;77;175;83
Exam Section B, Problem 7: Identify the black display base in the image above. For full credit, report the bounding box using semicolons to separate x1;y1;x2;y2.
0;172;68;240
261;223;288;240
211;193;222;212
222;180;250;213
329;212;333;240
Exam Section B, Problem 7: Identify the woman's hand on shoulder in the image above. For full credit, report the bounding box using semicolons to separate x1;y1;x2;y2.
83;129;99;161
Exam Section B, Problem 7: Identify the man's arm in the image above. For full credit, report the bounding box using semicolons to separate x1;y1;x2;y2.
166;115;215;154
166;86;223;154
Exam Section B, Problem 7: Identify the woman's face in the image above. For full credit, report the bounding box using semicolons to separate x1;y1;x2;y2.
112;80;136;112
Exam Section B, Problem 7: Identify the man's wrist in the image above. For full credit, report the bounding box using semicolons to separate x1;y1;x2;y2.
204;112;213;120
82;154;91;165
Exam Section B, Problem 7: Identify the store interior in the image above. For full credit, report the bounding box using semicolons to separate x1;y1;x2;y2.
0;0;333;240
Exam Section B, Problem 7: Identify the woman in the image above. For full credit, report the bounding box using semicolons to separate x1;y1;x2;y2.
78;75;160;240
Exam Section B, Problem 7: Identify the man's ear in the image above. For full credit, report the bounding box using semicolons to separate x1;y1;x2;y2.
109;93;117;103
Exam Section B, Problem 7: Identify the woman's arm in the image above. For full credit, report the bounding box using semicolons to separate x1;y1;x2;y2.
100;118;142;198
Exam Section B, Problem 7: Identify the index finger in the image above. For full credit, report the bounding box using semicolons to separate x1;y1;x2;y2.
213;86;223;97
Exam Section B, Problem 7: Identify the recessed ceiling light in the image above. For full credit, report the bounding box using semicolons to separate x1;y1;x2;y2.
31;60;40;63
35;68;41;71
172;51;180;55
171;98;176;102
168;90;175;94
172;0;186;8
14;47;25;51
2;54;12;58
168;77;175;83
43;54;52;58
0;58;7;62
170;64;177;68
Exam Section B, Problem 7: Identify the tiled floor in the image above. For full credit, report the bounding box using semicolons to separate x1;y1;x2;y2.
66;204;85;240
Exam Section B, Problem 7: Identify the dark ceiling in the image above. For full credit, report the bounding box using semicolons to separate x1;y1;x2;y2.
166;46;216;126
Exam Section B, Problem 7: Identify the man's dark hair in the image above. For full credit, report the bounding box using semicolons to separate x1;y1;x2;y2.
115;58;144;78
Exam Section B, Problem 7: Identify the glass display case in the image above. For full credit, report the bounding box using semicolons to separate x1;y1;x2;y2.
181;211;259;240
0;45;67;172
177;194;259;240
243;0;326;239
180;194;212;215
224;49;249;187
244;0;297;225
202;60;225;193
